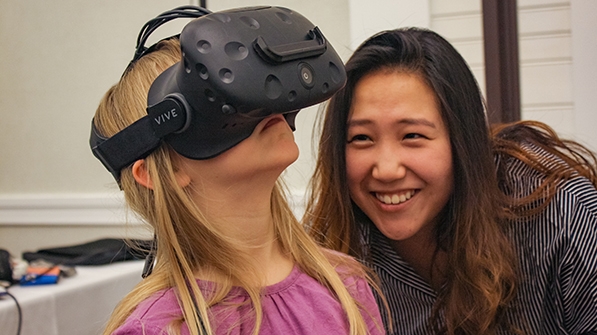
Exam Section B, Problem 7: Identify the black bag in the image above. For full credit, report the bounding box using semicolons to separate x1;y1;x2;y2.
22;238;151;266
0;249;12;283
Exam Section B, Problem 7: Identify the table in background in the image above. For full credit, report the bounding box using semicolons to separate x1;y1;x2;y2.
0;260;144;335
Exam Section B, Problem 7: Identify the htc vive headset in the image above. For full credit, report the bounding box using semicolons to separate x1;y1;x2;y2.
90;5;347;182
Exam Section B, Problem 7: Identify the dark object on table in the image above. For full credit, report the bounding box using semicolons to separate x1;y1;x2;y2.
0;249;13;283
22;238;151;266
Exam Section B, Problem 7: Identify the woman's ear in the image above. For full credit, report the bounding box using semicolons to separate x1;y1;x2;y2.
132;160;153;189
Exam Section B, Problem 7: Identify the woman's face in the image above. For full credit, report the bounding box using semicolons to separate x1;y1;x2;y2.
345;70;454;246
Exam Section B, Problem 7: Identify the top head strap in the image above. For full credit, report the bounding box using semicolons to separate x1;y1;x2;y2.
123;6;212;76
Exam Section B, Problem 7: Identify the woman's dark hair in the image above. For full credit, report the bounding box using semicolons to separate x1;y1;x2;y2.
305;27;517;334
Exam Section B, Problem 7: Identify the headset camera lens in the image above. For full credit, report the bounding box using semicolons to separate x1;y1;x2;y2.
298;63;314;88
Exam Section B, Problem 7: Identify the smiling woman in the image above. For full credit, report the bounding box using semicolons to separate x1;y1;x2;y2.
304;27;597;335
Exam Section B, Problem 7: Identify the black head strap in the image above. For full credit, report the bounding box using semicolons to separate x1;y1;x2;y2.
90;93;192;182
90;118;158;182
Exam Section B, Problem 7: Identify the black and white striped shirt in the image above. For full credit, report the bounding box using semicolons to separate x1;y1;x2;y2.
363;145;597;334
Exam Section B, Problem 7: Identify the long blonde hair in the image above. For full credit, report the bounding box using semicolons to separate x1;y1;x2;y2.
96;39;380;335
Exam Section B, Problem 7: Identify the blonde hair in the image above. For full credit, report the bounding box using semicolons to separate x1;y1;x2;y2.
96;39;380;335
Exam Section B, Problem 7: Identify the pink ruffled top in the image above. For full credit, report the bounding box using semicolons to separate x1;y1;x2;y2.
112;265;385;334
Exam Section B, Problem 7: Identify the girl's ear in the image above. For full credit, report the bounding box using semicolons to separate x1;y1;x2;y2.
132;160;153;189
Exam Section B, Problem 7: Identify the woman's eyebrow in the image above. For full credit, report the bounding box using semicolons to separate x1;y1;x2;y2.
398;118;437;128
347;117;436;128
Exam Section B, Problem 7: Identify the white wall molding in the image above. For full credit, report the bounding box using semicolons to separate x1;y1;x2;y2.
0;193;140;226
0;192;308;226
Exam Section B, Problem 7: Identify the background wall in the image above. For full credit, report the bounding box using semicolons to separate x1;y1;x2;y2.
1;0;595;257
429;0;597;146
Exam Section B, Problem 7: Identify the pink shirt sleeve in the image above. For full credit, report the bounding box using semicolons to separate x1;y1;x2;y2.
344;274;386;335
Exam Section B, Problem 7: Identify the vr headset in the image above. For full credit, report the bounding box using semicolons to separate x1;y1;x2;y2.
90;5;347;182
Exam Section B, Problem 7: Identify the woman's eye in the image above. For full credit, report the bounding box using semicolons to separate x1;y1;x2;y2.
348;134;371;143
404;133;424;140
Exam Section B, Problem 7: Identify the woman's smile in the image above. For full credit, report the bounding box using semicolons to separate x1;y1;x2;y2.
374;190;416;205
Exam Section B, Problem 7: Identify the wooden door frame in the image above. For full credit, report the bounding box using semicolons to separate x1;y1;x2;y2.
482;0;521;124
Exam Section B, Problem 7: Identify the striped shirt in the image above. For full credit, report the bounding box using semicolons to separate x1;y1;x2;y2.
362;144;597;334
